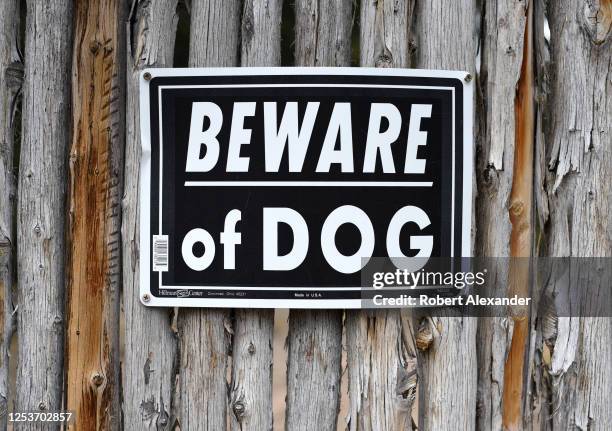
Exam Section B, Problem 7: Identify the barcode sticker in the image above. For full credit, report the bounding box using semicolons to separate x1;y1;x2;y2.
152;235;169;272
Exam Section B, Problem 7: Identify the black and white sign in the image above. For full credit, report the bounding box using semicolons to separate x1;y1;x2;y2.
139;68;473;308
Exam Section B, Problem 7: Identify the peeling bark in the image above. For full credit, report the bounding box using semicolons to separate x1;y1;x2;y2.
412;1;479;429
15;0;73;421
176;1;241;430
476;1;533;430
346;310;417;431
501;2;535;430
0;0;20;428
533;0;612;429
122;1;179;429
229;2;281;430
346;2;417;430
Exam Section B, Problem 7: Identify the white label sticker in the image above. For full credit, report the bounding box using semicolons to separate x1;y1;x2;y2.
152;235;169;272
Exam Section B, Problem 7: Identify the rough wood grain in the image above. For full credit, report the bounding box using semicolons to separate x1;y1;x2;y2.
15;0;73;420
122;1;179;429
475;1;531;430
412;1;479;429
285;2;352;429
229;1;281;430
533;0;612;429
176;1;240;430
346;2;417;429
346;310;417;431
0;0;19;427
294;0;353;67
65;1;126;429
501;2;534;429
359;0;413;68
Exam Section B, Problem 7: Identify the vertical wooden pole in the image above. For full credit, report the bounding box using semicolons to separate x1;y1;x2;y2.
285;2;352;429
0;0;20;426
228;1;282;430
176;1;240;429
412;1;479;429
476;1;532;430
535;0;612;428
16;0;73;417
122;0;179;429
501;1;534;429
65;0;126;428
346;1;417;430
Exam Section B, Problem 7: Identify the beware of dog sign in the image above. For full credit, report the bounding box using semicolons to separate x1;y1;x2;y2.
139;68;473;308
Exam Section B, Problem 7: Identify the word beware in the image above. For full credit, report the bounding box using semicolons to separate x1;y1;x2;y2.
185;101;432;174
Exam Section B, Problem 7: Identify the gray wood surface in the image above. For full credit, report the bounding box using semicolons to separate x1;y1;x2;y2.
176;1;240;430
122;1;179;429
0;0;19;428
346;1;417;430
533;0;612;429
15;0;73;421
229;1;282;430
412;1;479;429
285;1;353;429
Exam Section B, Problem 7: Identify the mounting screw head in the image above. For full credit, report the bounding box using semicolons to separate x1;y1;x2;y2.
142;294;151;303
464;73;473;83
143;72;152;81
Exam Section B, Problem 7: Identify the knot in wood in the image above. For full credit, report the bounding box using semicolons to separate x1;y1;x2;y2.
89;40;101;55
5;61;24;90
248;342;256;355
232;400;246;421
416;319;434;351
408;39;418;54
38;402;46;411
91;373;105;387
509;200;525;217
375;53;393;68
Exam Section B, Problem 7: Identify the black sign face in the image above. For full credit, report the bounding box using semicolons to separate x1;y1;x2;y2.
139;68;473;308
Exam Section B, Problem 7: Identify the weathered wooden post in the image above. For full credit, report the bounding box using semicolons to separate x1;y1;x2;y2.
346;1;418;430
229;1;282;430
476;1;533;429
284;1;353;429
122;1;179;429
532;0;612;429
65;0;127;428
0;0;19;426
176;1;240;429
412;1;479;429
15;0;73;419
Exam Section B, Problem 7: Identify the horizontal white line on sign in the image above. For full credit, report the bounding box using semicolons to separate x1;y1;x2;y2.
184;181;434;187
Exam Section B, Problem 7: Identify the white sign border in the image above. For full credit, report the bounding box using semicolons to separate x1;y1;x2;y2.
139;67;474;309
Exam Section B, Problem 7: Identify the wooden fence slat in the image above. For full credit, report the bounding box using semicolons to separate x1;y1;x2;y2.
65;0;126;428
15;0;73;417
228;1;282;430
0;0;20;427
475;1;530;429
346;1;417;430
412;1;479;430
176;1;240;429
122;1;179;429
285;2;353;429
501;1;534;428
533;0;612;428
